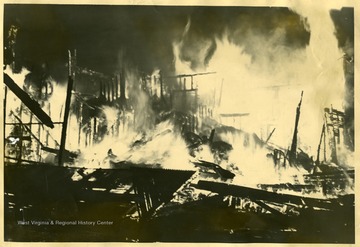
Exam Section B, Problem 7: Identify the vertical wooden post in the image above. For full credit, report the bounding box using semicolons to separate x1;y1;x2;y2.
331;126;338;164
195;88;198;129
78;103;82;146
289;91;303;164
323;124;327;161
85;125;88;147
37;124;41;161
3;86;8;155
107;82;111;102
115;76;119;99
48;103;51;145
316;124;325;165
29;113;33;131
93;117;97;144
122;110;125;132
58;50;74;166
120;68;126;101
111;80;115;102
73;50;77;91
159;71;163;100
29;112;33;158
18;104;23;164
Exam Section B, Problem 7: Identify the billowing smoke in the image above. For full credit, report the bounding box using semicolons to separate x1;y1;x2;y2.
172;5;352;160
126;69;156;131
330;7;354;150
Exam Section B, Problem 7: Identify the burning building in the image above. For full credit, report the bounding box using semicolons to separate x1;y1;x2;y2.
3;4;355;243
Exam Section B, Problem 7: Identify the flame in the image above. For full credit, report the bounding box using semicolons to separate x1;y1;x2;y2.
4;5;352;201
101;105;119;129
126;69;155;131
172;6;347;158
76;120;194;170
169;5;353;195
221;131;307;187
150;69;161;97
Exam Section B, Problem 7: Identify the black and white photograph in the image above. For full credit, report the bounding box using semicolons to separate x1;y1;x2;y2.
2;1;356;243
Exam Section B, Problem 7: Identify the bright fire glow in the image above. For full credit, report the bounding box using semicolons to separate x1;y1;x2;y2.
172;5;346;159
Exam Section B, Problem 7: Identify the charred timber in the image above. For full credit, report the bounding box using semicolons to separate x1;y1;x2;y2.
193;160;235;180
265;128;276;144
106;82;111;102
11;113;44;147
58;51;75;166
258;183;317;193
305;168;354;180
316;124;326;165
4;73;54;128
219;113;250;118
159;71;164;99
172;89;198;93
42;146;78;160
111;79;115;101
164;71;216;79
195;180;353;211
76;66;110;80
4;86;7;143
120;69;126;100
289;91;303;163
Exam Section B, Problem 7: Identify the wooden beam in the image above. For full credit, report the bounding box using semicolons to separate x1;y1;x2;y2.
195;180;345;210
4;73;54;128
58;51;74;166
11;112;45;148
